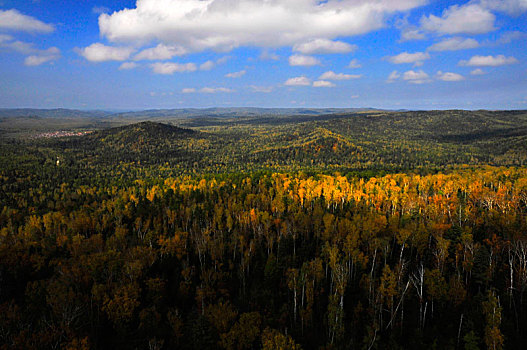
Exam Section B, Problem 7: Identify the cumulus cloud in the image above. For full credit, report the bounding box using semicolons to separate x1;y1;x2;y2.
400;28;427;41
199;56;230;71
396;17;426;41
386;70;401;83
225;70;246;78
24;47;61;66
470;68;486;75
319;71;361;80
97;0;426;53
284;76;311;86
134;44;187;61
420;3;496;35
76;43;134;62
0;35;36;54
259;50;280;61
24;55;53;66
250;85;273;93
199;87;233;93
150;62;197;74
0;35;60;65
436;71;465;81
402;70;431;84
289;54;321;67
313;80;336;88
199;60;215;71
0;34;12;44
0;9;54;33
293;39;357;54
181;86;233;93
428;37;479;52
459;54;519;66
479;0;527;15
495;31;527;45
388;52;430;66
348;59;361;68
119;62;139;70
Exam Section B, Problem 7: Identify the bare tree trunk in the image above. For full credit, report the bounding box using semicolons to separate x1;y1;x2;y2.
457;313;464;348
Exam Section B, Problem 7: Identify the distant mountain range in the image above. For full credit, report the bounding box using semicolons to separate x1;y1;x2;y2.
0;107;387;119
0;108;110;119
109;107;388;119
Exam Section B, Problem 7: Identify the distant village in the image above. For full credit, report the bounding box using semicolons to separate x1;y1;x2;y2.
34;130;93;138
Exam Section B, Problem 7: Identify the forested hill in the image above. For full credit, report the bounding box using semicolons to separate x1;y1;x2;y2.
24;109;527;174
93;121;196;145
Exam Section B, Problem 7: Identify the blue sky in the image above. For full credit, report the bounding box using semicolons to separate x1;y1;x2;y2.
0;0;526;110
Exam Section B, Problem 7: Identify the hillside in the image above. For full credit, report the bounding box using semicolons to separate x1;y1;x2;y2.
94;121;196;144
5;109;525;174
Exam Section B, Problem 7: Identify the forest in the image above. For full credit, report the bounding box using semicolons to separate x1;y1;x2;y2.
1;109;527;349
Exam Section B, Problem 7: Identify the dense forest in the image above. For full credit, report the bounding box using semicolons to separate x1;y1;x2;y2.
1;109;527;349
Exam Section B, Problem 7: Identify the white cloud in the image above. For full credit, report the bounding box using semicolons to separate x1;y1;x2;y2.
216;56;230;65
459;54;519;67
182;88;196;93
134;44;187;61
402;70;431;84
225;70;246;78
479;0;527;15
348;59;361;68
119;62;139;70
150;62;197;74
388;52;430;66
199;87;233;93
289;54;321;67
386;70;401;83
436;71;465;81
76;43;134;62
428;37;479;52
401;28;427;41
319;71;361;80
199;60;215;71
495;31;527;44
470;68;486;75
0;34;13;43
293;39;356;54
250;85;273;93
199;56;230;70
420;4;495;35
0;9;54;33
97;0;427;53
0;35;35;54
396;16;426;41
24;55;53;66
259;50;280;61
313;80;336;88
0;35;60;65
284;76;311;86
24;47;60;66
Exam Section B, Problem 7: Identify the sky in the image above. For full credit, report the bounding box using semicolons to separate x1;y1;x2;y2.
0;0;526;110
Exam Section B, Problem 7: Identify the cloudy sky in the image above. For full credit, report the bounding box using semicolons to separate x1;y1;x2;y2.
0;0;526;110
